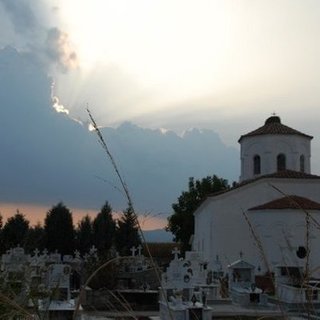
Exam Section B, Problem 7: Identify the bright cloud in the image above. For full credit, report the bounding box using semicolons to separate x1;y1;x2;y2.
1;0;320;149
47;1;320;132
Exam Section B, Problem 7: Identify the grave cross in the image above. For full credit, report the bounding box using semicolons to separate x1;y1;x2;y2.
74;250;81;259
89;245;98;259
137;245;142;256
172;247;180;260
130;246;136;257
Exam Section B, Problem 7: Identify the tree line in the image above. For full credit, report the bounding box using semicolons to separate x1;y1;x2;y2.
0;174;229;258
0;201;141;257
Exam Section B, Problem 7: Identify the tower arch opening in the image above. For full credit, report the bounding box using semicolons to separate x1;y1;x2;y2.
253;155;261;175
277;153;286;172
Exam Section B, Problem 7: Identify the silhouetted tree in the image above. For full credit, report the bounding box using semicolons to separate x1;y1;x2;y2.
76;214;93;255
0;214;3;254
93;201;116;256
167;175;229;252
115;204;141;255
2;211;30;251
24;223;45;253
44;202;75;254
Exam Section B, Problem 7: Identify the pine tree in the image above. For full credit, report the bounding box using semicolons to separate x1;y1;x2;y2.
44;202;75;254
115;204;141;256
76;215;93;255
92;201;116;256
24;223;45;253
2;211;29;252
0;214;3;254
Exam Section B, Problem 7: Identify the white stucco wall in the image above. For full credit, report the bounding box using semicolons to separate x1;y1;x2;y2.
193;178;320;276
250;209;320;275
239;135;311;182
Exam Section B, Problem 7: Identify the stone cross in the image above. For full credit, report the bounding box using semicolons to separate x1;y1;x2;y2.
33;248;40;257
84;253;89;262
130;246;136;257
89;245;98;258
172;247;180;260
137;245;142;256
74;250;81;259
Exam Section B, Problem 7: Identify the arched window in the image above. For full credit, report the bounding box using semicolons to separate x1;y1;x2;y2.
300;155;305;173
277;154;286;172
253;155;261;175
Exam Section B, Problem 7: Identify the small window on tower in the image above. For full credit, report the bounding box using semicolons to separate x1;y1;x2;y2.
253;155;261;175
300;155;305;173
277;154;286;172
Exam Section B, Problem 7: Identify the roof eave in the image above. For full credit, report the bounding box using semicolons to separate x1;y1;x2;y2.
238;133;313;143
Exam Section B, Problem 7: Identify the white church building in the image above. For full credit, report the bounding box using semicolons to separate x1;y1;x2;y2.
192;115;320;278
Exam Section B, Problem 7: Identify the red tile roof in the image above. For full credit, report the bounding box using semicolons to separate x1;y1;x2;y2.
249;195;320;211
238;116;313;142
205;170;320;198
193;170;320;214
247;169;320;181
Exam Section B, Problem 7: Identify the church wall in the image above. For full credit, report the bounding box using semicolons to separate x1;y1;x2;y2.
193;178;320;276
249;209;320;277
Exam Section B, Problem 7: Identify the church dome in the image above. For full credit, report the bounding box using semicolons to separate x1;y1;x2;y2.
265;115;281;124
238;116;312;182
238;116;313;143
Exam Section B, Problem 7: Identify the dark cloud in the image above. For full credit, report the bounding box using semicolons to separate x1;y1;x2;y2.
0;0;36;34
0;1;78;73
0;47;238;215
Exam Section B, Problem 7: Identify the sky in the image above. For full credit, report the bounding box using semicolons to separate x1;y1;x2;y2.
0;0;320;228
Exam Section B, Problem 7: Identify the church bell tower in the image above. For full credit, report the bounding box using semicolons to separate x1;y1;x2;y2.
238;116;313;182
